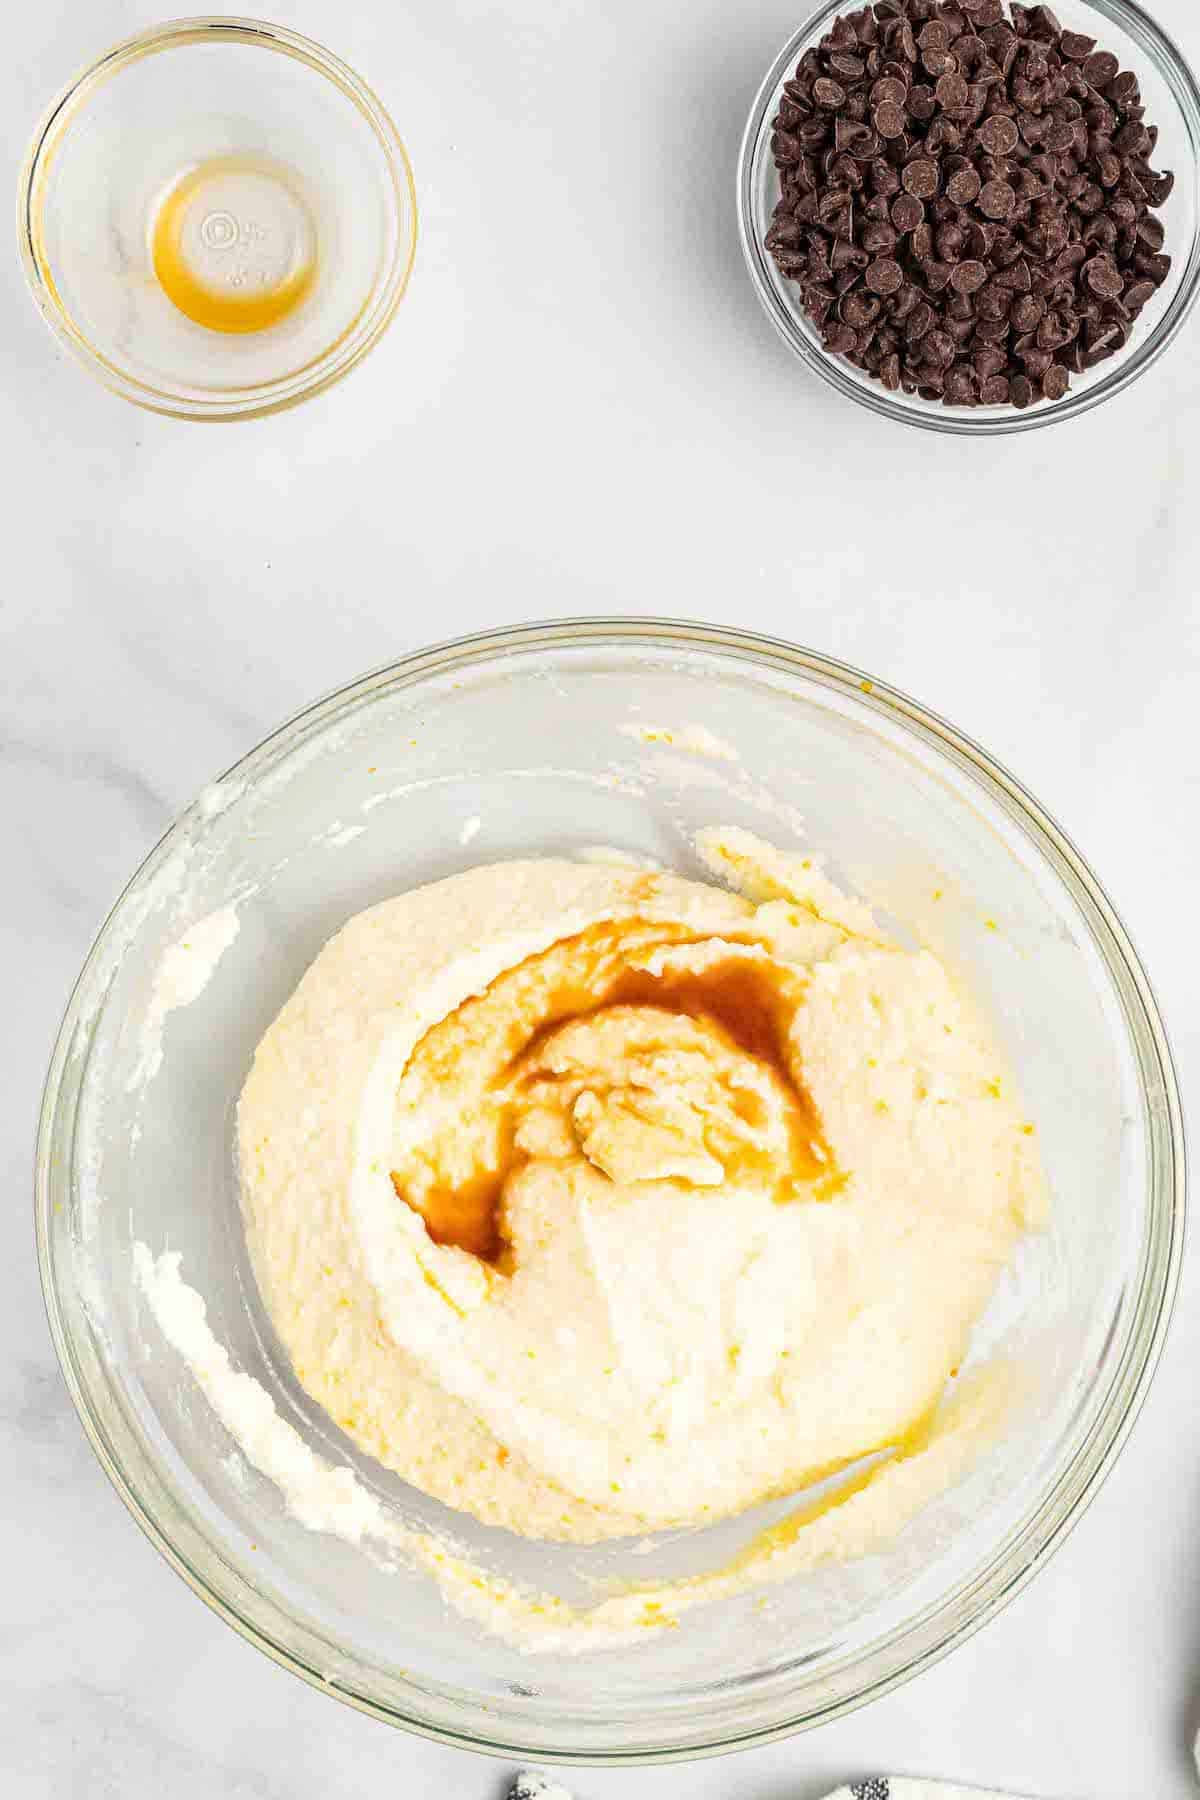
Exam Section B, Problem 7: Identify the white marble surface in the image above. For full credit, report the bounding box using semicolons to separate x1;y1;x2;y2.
4;0;1200;1795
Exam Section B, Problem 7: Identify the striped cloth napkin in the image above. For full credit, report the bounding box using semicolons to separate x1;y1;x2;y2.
508;1777;1037;1800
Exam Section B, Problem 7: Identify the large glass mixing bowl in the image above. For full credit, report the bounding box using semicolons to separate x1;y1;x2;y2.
36;620;1184;1763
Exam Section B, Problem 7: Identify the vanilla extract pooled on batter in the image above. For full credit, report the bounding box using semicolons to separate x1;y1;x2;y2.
391;942;840;1264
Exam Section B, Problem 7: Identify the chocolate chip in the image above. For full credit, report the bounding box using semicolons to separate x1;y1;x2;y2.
841;289;882;327
979;179;1016;217
903;158;941;198
1123;279;1157;311
1082;50;1119;87
925;327;957;365
978;114;1020;155
866;256;904;294
975;281;1011;320
936;72;970;111
764;0;1174;410
974;345;1009;378
951;259;988;293
872;76;909;107
1138;251;1172;286
1042;120;1077;154
944;365;975;403
1060;31;1096;61
824;323;858;354
813;77;847;108
875;102;908;137
1084;254;1124;299
891;194;926;232
947;166;983;204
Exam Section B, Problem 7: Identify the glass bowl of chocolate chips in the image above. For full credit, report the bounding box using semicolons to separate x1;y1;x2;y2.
738;0;1200;431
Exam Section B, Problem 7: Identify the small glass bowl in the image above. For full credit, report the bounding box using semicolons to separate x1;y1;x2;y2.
738;0;1200;434
17;17;417;420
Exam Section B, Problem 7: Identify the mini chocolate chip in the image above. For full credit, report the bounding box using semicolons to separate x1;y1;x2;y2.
1082;50;1119;87
841;289;881;327
1138;251;1172;285
919;20;952;52
925;327;957;365
1060;31;1096;61
824;323;858;354
866;256;904;294
948;166;983;204
979;179;1016;217
1033;4;1063;35
891;194;926;232
981;374;1012;403
944;365;975;403
937;72;970;111
1042;363;1070;399
1011;294;1045;331
875;102;908;137
951;259;988;293
903;158;941;198
1109;69;1140;107
813;78;848;108
1010;373;1035;406
862;220;899;254
978;114;1020;155
1084;254;1124;298
995;256;1032;291
1043;121;1077;153
1123;279;1157;311
891;282;919;320
1021;345;1054;376
871;76;909;106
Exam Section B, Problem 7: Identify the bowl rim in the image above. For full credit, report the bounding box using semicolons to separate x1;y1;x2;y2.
36;617;1187;1763
736;0;1200;436
16;14;418;422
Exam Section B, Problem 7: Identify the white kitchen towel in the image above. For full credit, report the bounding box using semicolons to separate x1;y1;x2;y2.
508;1777;1036;1800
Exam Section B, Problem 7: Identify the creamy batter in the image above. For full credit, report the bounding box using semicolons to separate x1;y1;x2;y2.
236;829;1044;1552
